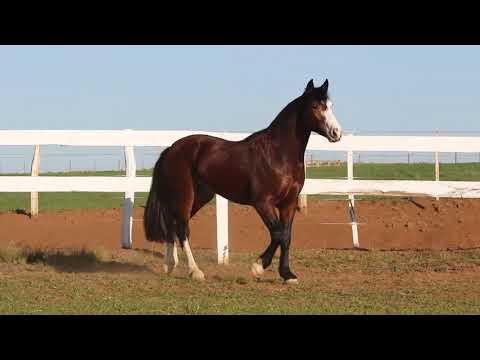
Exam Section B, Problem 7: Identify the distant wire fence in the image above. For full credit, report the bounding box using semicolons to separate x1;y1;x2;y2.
304;151;480;166
2;148;480;175
0;146;166;174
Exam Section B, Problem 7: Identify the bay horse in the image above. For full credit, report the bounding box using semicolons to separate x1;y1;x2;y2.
144;78;342;284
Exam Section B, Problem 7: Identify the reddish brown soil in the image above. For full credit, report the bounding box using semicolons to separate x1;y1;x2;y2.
1;198;479;252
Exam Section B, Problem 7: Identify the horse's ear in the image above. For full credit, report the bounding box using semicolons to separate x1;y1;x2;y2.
318;78;329;95
304;79;315;93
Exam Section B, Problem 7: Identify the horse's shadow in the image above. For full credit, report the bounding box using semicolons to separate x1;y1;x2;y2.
23;249;154;274
14;208;31;218
132;248;165;259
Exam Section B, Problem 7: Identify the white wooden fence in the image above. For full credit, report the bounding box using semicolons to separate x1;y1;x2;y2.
2;130;480;263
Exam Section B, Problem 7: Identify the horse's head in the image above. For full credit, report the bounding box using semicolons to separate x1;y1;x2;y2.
302;79;342;143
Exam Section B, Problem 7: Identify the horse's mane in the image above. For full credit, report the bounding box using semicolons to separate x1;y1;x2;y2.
240;95;303;143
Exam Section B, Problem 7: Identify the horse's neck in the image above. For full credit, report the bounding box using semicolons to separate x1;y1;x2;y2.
266;100;310;163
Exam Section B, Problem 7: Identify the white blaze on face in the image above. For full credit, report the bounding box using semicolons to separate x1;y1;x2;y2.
324;100;342;142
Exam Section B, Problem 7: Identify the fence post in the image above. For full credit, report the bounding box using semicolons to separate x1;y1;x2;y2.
30;145;40;216
298;154;308;213
122;140;136;249
347;148;359;248
215;132;229;264
216;194;229;264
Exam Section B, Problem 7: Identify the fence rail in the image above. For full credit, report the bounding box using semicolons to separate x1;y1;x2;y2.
2;130;480;262
2;130;480;152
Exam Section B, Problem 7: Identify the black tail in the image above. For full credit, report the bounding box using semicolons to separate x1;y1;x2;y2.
144;147;171;242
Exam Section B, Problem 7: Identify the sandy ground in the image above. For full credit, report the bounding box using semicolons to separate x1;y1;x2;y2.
1;198;479;253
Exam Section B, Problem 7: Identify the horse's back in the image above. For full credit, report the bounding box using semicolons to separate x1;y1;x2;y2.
163;133;253;203
162;132;300;205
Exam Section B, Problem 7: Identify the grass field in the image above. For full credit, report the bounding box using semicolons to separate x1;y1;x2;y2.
0;246;479;314
1;162;480;211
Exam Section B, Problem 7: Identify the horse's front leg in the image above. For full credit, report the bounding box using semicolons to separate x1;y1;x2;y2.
251;200;281;279
277;222;297;284
251;199;298;284
252;220;297;283
277;201;298;284
251;225;282;278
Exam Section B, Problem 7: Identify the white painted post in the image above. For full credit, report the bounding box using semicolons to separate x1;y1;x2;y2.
435;151;440;201
216;194;229;264
298;154;308;212
122;141;136;249
347;149;360;248
30;145;40;216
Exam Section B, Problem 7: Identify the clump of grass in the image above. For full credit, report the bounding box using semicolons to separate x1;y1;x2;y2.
184;298;204;315
0;245;27;264
91;247;112;263
25;248;103;269
0;246;111;268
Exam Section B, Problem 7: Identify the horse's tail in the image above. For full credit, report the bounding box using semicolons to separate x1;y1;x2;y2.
144;147;171;242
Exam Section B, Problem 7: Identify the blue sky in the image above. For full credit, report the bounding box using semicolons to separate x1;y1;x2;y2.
1;45;479;133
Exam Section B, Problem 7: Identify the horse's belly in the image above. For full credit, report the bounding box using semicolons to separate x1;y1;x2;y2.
206;174;251;204
198;164;251;204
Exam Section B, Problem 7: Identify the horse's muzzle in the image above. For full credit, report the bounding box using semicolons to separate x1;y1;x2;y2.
328;128;342;142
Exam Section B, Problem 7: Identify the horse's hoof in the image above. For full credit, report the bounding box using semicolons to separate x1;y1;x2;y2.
163;264;175;275
190;269;205;281
284;278;299;285
251;262;264;278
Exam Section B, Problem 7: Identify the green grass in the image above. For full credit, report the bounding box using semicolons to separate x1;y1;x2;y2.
0;192;131;211
2;163;480;212
307;162;480;181
0;247;479;314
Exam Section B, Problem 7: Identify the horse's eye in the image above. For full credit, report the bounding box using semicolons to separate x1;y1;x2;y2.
312;103;319;109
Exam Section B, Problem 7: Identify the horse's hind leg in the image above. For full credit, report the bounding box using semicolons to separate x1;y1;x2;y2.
160;214;179;275
173;179;212;279
163;240;178;274
183;236;205;281
191;178;215;218
173;178;212;281
162;168;212;281
175;219;205;281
